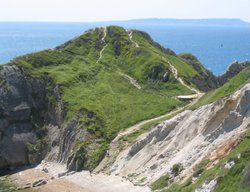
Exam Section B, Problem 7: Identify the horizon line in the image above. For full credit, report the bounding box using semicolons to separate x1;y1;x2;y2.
0;17;249;24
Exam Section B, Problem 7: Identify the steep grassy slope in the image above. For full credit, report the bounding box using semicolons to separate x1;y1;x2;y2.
0;179;14;192
178;53;218;91
131;31;199;81
192;66;250;109
5;26;207;170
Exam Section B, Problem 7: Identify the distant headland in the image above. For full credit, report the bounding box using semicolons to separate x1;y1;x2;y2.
97;18;250;27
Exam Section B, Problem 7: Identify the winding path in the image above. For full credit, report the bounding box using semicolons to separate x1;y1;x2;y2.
95;99;201;173
162;57;203;99
127;30;139;48
96;27;108;63
118;72;141;89
162;57;200;94
95;58;204;173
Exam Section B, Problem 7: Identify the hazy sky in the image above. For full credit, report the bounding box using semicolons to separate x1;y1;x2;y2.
1;0;250;22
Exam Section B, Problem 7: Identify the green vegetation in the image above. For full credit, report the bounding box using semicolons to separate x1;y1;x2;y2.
26;138;47;154
171;163;184;177
10;26;208;170
161;128;250;192
166;55;199;79
119;94;195;146
132;31;199;81
192;67;250;109
178;53;210;76
120;107;186;145
192;159;210;178
0;177;15;192
151;174;170;190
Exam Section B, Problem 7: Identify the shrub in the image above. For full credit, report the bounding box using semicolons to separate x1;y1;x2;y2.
229;164;245;177
151;174;170;190
26;138;47;154
193;159;209;178
193;168;204;178
241;147;250;159
172;163;184;177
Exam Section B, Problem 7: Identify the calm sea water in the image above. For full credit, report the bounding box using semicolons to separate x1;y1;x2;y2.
0;22;250;75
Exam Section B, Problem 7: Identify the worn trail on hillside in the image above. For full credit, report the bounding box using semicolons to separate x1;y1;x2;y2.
117;31;141;89
96;27;108;63
118;72;141;89
162;57;203;99
127;30;140;48
109;84;250;186
95;57;204;173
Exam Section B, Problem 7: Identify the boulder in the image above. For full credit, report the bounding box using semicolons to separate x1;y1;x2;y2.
32;179;47;187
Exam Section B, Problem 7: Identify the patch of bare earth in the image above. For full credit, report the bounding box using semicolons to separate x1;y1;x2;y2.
9;162;149;192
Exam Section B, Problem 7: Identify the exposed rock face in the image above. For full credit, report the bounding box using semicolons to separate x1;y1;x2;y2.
195;179;217;192
179;54;250;92
56;117;89;171
0;65;47;169
179;53;219;91
217;61;250;85
0;65;87;171
109;84;250;185
190;74;218;92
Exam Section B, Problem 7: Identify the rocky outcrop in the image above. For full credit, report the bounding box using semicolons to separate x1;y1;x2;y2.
217;61;250;85
195;179;217;192
179;54;250;92
0;65;47;169
0;65;87;172
109;84;250;185
179;53;219;92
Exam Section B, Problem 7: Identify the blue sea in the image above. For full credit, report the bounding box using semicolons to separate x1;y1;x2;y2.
0;22;250;75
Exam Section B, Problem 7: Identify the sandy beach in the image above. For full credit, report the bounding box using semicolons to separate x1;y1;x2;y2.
9;161;149;192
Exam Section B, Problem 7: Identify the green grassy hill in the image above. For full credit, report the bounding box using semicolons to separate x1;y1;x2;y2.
3;26;236;170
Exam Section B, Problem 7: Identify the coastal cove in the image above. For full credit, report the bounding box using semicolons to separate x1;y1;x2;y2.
1;19;250;192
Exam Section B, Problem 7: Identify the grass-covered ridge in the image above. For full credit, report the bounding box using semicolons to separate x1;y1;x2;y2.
8;26;208;169
192;66;250;109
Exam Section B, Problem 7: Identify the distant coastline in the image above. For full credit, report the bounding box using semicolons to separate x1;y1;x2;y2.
1;18;249;27
95;18;250;27
124;18;250;26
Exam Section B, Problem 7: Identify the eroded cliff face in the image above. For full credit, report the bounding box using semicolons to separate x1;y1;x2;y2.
217;61;250;85
179;54;250;92
0;65;89;172
0;65;47;169
179;53;219;92
108;84;250;185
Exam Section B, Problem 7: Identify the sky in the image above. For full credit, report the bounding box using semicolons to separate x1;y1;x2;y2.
0;0;250;22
